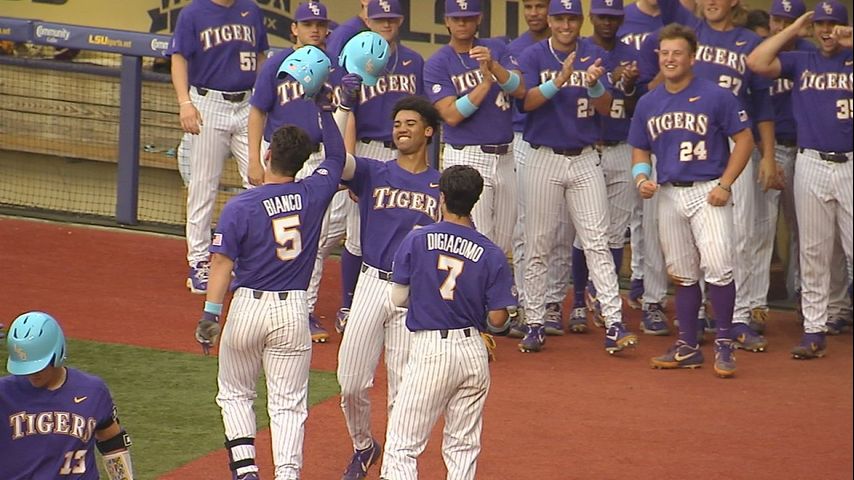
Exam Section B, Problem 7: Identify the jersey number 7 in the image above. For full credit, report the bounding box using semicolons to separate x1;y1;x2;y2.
438;254;464;300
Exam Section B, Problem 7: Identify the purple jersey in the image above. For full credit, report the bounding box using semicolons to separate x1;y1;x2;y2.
600;40;640;141
771;39;817;142
326;16;368;60
778;48;853;152
424;38;518;145
351;44;424;142
210;112;344;291
617;2;662;52
346;158;440;271
636;30;660;92
0;368;119;480
628;77;752;184
657;0;772;120
392;221;516;332
169;0;269;92
507;31;541;132
520;37;610;149
251;47;334;144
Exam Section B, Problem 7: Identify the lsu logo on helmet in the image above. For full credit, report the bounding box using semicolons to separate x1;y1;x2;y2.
456;0;469;11
379;0;391;12
309;2;321;16
561;0;574;10
781;0;792;12
822;2;833;14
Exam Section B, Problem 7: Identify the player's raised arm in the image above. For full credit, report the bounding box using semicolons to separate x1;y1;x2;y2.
523;51;575;111
748;12;814;78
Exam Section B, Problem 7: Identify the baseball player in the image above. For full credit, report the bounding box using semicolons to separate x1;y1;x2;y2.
169;0;269;295
425;0;526;257
334;95;441;480
746;1;853;359
248;0;336;343
1;311;135;480
657;0;779;353
333;0;425;335
630;23;755;378
193;68;344;479
507;0;577;339
514;0;637;354
380;165;516;480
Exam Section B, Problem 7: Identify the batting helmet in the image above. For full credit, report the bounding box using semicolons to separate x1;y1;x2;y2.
339;31;390;87
277;45;332;98
6;311;67;375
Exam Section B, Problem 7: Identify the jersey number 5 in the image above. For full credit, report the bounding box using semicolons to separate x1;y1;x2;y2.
60;450;87;475
438;255;464;300
273;215;302;261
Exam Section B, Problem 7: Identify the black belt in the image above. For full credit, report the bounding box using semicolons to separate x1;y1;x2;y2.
800;148;850;163
361;263;392;281
251;290;289;300
450;144;511;155
670;181;694;187
360;138;396;150
600;140;623;147
531;144;586;157
777;138;797;148
195;87;248;102
439;328;472;339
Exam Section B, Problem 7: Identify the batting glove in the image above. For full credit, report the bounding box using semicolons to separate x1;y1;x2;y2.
340;73;363;111
195;311;221;356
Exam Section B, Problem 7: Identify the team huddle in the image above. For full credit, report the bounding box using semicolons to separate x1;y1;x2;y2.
7;0;847;479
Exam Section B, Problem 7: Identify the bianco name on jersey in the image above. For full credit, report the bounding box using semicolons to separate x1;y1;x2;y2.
372;187;438;219
9;411;98;442
200;24;257;51
646;112;709;141
426;232;484;262
798;71;853;92
695;45;747;75
263;194;303;217
360;74;419;103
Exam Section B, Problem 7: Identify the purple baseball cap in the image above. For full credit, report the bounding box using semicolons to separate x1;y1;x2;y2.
813;0;849;24
590;0;624;16
769;0;806;19
368;0;404;19
445;0;481;18
549;0;583;16
295;1;329;22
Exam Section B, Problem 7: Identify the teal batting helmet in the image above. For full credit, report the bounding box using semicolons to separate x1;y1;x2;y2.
277;45;332;98
339;31;390;87
6;311;67;375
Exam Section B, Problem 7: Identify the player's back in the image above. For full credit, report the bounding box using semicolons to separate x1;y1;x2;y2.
399;222;513;332
0;368;114;480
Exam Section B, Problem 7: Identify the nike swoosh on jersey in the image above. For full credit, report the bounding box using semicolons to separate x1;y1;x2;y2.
402;60;412;66
846;60;854;66
735;41;747;46
689;96;701;102
580;56;591;62
429;182;439;188
673;351;698;362
73;396;88;403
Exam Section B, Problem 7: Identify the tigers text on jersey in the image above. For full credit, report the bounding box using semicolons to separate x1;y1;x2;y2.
393;222;516;332
0;369;119;480
628;77;752;184
778;47;854;152
520;37;611;150
346;158;440;271
424;38;517;145
169;0;269;92
771;39;817;143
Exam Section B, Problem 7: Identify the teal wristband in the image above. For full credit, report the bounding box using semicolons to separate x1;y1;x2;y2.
631;162;652;181
455;95;478;118
587;80;605;98
204;301;223;316
499;72;520;93
538;79;560;99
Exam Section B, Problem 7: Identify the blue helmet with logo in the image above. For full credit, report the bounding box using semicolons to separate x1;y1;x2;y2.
6;311;67;375
339;31;390;87
277;45;332;98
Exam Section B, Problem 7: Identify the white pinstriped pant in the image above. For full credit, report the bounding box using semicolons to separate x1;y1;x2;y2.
640;155;668;304
731;149;757;323
442;144;516;255
186;88;251;266
344;140;398;256
216;288;311;480
794;150;853;333
380;328;489;480
657;181;735;286
592;143;635;249
522;147;621;326
337;264;413;450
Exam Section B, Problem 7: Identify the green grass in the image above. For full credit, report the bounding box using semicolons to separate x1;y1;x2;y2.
0;339;340;480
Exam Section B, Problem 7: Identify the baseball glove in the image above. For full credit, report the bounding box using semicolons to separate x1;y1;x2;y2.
195;312;221;356
481;332;497;362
